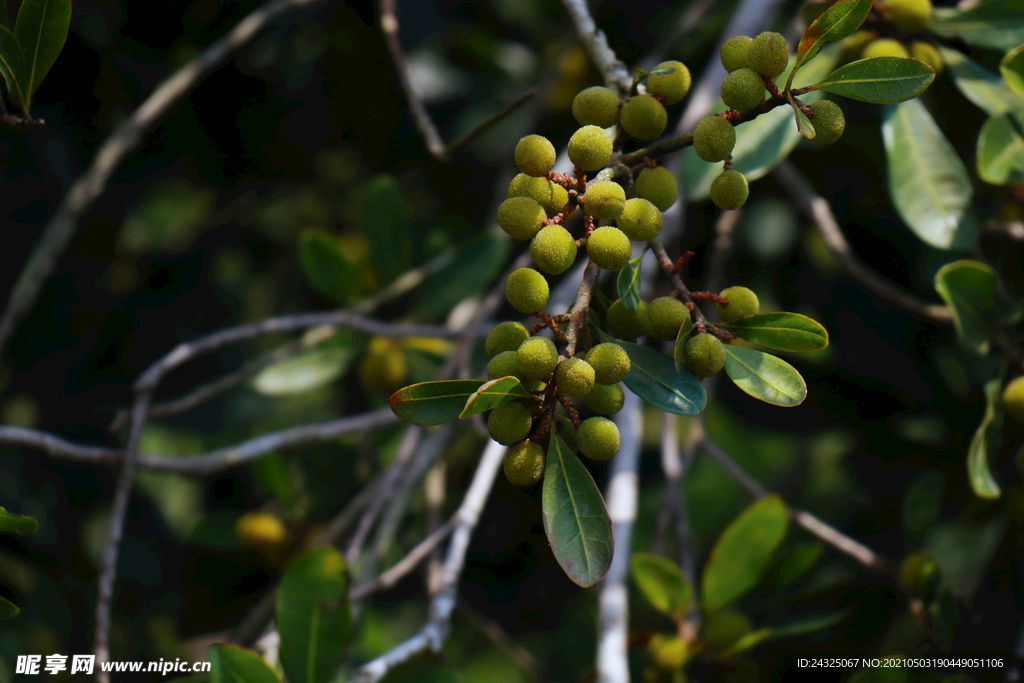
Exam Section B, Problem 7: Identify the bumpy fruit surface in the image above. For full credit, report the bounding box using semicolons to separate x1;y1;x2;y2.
864;38;909;58
572;86;621;128
635;166;677;211
497;197;547;240
514;134;556;177
616;198;663;241
488;401;533;445
569;125;614;172
508;174;565;217
607;299;649;339
530;225;578;275
717;286;759;321
693;116;736;162
517;337;558;380
709;169;749;210
586;343;631;384
504;440;545;486
646;296;690;340
1003;377;1024;423
577;416;620;460
505;267;549;315
720;36;753;72
547;183;570;217
487;350;520;380
583;181;626;220
683;333;727;378
748;31;790;79
586;382;625;415
587;226;632;271
486;321;530;356
898;551;941;595
910;41;943;73
721;68;765;112
647;61;691;104
555;357;596;397
620;94;668;140
884;0;932;31
236;512;288;549
809;100;845;145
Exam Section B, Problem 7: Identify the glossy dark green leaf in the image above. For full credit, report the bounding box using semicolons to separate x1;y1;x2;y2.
619;339;706;416
977;114;1024;185
673;317;695;374
1002;44;1024;99
939;46;1024;123
358;174;410;285
723;346;807;406
277;546;350;683
929;0;1024;51
791;97;816;139
0;507;37;534
631;552;693;616
0;24;28;112
0;595;18;618
297;230;365;302
882;99;977;250
542;435;613;588
616;251;644;312
934;260;999;356
816;57;935;103
14;0;70;106
208;644;280;683
389;380;485;425
767;543;825;586
459;376;532;418
967;370;1004;499
702;494;789;614
793;0;873;76
717;313;829;353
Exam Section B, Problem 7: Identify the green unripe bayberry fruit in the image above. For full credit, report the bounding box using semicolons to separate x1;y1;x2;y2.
547;183;570;217
505;267;549;315
720;36;753;72
569;125;614;172
497;197;547;240
720;68;766;112
530;225;578;275
585;382;625;415
508;174;567;217
717;286;759;321
587;226;632;271
863;38;909;58
504;440;545;486
646;296;690;340
487;401;533;446
840;30;874;62
693;116;736;162
884;0;932;31
809;100;846;145
555;357;596;397
683;333;727;378
1003;377;1024;423
647;61;691;104
748;31;790;79
514;134;556;177
486;321;530;356
616;198;663;241
910;41;943;73
517;337;559;380
586;343;631;384
620;94;668;140
577;416;620;460
572;86;621;128
709;169;749;210
898;551;941;595
486;350;520;380
635;167;677;211
607;299;649;339
583;181;626;220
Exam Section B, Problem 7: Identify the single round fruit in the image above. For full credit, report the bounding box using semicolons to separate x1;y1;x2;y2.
547;182;570;217
359;336;407;391
607;299;649;339
572;86;621;127
504;440;545;486
809;100;845;145
646;296;690;340
1003;376;1024;423
505;267;549;315
568;125;614;172
582;180;626;220
840;30;875;63
488;401;533;445
884;0;932;31
647;60;692;104
898;551;941;595
555;357;596;397
863;38;909;59
587;226;632;271
720;36;753;72
635;166;677;211
514;134;556;177
517;336;559;380
647;634;689;672
616;198;663;241
721;68;766;112
485;321;530;356
717;286;760;321
530;225;578;275
586;343;631;384
577;416;621;460
620;94;668;140
704;609;752;650
748;31;790;79
487;350;520;380
693;116;736;162
910;41;943;73
236;512;288;549
709;169;749;210
508;174;567;217
497;197;547;240
585;382;625;415
683;333;727;378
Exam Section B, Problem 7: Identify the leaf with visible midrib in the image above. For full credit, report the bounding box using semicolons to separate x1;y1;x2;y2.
793;0;873;76
14;0;70;107
616;252;644;312
389;380;485;425
617;338;706;416
0;25;28;112
208;644;280;683
723;346;807;406
717;312;829;352
459;376;532;418
816;56;935;104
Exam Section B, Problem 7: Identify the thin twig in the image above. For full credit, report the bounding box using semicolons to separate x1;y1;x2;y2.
559;0;632;94
350;520;456;600
564;260;601;357
650;241;708;325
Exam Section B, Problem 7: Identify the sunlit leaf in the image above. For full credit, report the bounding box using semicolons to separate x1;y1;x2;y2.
616;251;644;312
459;376;532;418
253;344;361;396
631;552;693;616
793;0;873;76
618;338;706;416
967;368;1004;499
0;25;28;112
208;644;280;683
977;114;1024;185
0;507;38;534
723;346;807;406
14;0;69;107
717;312;829;353
816;57;935;103
934;260;999;356
929;0;1024;51
389;380;485;425
939;46;1024;124
1002;43;1024;99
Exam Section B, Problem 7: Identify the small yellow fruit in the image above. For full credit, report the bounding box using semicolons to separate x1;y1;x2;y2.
587;226;633;271
748;31;790;79
485;321;530;356
585;343;631;384
635;166;677;211
616;198;663;241
647;634;690;672
863;38;910;59
236;512;288;549
514;134;556;177
884;0;932;31
577;416;620;460
720;36;753;72
497;197;547;240
717;286;759;321
910;41;943;73
488;401;534;445
620;94;668;140
568;125;614;172
517;337;559;380
607;299;649;339
555;357;596;397
720;68;766;112
505;268;549;315
572;86;621;128
1003;376;1024;423
809;100;846;145
583;181;626;220
683;333;727;378
693;116;736;162
486;350;520;380
585;382;625;415
709;170;749;210
504;440;545;486
530;225;578;275
647;61;692;104
646;296;690;340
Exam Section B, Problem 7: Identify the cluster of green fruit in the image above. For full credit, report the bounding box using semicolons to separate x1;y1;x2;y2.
840;0;941;71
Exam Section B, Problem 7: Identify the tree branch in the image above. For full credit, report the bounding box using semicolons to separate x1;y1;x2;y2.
559;0;633;94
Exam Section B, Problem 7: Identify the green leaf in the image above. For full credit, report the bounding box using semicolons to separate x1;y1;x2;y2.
701;494;789;614
0;595;18;618
541;435;613;588
297;230;366;302
358;174;410;285
14;0;69;106
717;313;829;353
1002;44;1024;99
939;46;1024;124
967;368;1004;499
791;97;816;139
977;114;1024;185
631;552;693;616
616;251;644;312
929;0;1024;51
277;547;351;683
766;543;825;586
934;260;999;356
793;0;873;76
649;64;676;77
458;376;532;418
767;610;849;639
414;232;508;319
618;338;706;416
252;344;361;396
208;644;281;683
723;346;807;406
719;627;773;658
389;380;485;425
815;57;935;104
0;507;37;534
0;24;28;112
882;99;977;250
673;316;695;374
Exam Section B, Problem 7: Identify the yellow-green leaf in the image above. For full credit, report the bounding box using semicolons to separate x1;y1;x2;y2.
389;380;485;425
723;346;807;406
717;312;829;353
